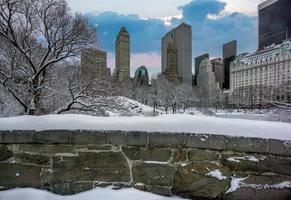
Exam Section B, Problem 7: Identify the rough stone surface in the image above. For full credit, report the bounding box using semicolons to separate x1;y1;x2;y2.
227;137;268;153
15;153;50;165
186;134;228;150
268;139;291;156
0;163;41;188
188;149;221;161
149;133;185;147
132;162;175;186
1;130;291;200
2;131;35;144
52;151;130;183
173;161;230;199
0;145;13;161
224;187;291;200
172;149;187;163
71;131;108;144
36;130;70;144
122;146;171;161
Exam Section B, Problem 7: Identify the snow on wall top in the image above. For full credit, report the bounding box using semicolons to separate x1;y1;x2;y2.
0;114;291;141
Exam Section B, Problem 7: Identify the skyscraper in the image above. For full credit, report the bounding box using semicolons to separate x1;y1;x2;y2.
194;53;209;86
223;40;237;89
81;48;110;81
211;58;224;89
163;40;179;82
259;0;291;49
161;23;192;85
115;26;130;81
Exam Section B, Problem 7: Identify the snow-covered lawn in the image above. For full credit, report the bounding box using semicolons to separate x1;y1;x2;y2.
0;187;188;200
0;114;291;140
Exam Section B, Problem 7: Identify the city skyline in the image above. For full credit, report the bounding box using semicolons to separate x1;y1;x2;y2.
67;0;261;75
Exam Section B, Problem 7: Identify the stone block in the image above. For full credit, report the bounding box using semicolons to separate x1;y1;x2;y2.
71;181;93;194
267;156;291;176
36;130;70;144
227;137;268;153
0;163;41;188
224;187;291;200
126;132;147;146
108;131;127;145
71;130;108;144
172;149;187;163
0;145;13;161
132;162;175;186
268;139;291;156
222;152;270;173
15;144;76;155
14;153;50;165
122;146;171;161
188;149;221;161
52;151;130;183
2;130;35;144
148;132;185;147
173;177;229;199
185;134;228;150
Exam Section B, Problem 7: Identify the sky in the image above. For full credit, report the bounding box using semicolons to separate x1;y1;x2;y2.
67;0;263;75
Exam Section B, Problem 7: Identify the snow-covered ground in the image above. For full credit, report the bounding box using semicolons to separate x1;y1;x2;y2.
0;187;188;200
0;114;291;140
106;96;163;116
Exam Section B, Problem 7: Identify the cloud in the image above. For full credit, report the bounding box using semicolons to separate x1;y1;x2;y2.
179;0;258;57
87;12;169;54
85;0;258;75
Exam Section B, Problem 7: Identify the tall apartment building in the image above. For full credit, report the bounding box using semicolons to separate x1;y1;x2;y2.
161;23;192;85
80;48;110;81
211;58;224;89
223;40;237;89
194;54;209;86
115;26;130;81
259;0;291;49
230;41;291;106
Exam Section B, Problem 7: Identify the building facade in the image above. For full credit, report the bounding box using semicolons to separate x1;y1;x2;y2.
115;26;130;81
230;40;291;106
194;54;209;86
259;0;291;49
211;58;224;89
161;23;192;85
80;48;110;81
163;40;179;82
134;66;149;87
197;59;221;104
223;40;237;89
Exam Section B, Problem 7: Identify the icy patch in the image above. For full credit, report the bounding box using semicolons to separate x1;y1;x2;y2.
144;161;168;165
225;176;249;194
227;156;265;163
226;177;291;194
206;169;227;181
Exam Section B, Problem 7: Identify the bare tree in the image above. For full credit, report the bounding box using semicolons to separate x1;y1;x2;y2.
0;0;97;115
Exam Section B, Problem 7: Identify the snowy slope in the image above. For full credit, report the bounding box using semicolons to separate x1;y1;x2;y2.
0;187;188;200
107;96;163;116
0;114;291;140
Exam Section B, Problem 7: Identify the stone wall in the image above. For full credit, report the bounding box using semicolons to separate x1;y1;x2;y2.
0;130;291;200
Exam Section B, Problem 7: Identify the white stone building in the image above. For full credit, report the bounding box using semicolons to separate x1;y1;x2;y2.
230;40;291;106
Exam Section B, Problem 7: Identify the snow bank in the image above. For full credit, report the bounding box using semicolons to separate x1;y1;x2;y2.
0;114;291;140
0;187;187;200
